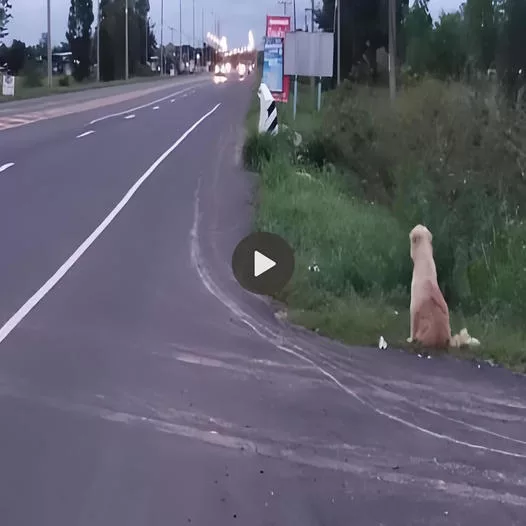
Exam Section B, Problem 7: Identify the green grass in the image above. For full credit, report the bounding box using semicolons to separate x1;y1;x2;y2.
244;79;526;373
0;73;183;103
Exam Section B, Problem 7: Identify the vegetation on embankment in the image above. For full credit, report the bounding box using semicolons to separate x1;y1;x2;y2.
243;78;526;373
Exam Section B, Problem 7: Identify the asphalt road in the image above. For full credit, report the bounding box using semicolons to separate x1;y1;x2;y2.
0;72;525;526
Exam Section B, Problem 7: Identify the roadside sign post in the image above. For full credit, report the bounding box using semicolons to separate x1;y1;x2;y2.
316;77;321;111
293;74;299;119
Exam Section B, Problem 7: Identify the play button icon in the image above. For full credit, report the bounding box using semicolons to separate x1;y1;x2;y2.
232;232;295;296
254;250;276;277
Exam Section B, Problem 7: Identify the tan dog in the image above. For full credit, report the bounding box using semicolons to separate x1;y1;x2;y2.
408;225;480;349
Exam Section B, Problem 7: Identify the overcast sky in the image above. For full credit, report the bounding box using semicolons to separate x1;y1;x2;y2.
5;0;462;49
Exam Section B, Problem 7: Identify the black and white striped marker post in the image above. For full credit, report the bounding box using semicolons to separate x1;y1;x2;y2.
257;83;279;136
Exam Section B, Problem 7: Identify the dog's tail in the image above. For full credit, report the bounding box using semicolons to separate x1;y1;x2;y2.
450;328;481;348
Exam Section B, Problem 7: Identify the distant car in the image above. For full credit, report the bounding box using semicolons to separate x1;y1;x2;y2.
213;70;228;84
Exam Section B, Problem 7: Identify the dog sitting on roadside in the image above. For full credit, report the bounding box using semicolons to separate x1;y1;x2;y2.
407;224;480;349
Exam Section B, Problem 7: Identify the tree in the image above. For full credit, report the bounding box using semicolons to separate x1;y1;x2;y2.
6;39;27;74
315;0;409;83
429;12;468;79
462;0;498;71
99;0;154;81
497;0;526;100
66;0;94;81
0;0;11;40
403;0;434;74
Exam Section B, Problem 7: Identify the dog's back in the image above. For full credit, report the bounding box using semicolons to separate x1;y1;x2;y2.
409;225;451;349
413;279;451;348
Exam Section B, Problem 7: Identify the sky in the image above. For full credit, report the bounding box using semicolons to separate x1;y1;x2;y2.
5;0;463;50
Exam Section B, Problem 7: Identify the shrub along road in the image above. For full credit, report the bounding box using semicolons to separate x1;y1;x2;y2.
0;74;524;525
247;79;526;373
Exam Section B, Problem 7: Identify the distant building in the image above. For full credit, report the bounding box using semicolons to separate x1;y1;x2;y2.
52;52;73;76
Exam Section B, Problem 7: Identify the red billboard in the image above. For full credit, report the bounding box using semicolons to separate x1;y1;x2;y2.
265;15;291;103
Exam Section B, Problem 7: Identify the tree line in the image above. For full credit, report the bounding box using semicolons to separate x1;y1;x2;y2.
1;0;222;83
316;0;526;100
1;0;158;82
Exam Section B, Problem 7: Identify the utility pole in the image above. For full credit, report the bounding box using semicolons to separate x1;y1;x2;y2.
125;0;129;80
96;1;101;81
278;0;290;15
202;8;205;67
293;0;297;30
47;0;52;88
336;0;340;85
160;1;165;75
168;25;174;73
192;0;195;63
310;0;315;95
388;0;397;101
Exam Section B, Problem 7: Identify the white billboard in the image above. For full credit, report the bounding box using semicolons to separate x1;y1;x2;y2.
284;31;334;78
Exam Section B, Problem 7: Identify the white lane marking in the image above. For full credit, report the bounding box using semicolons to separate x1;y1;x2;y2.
0;103;221;346
0;162;15;173
89;85;195;125
76;130;95;138
153;106;160;110
124;114;136;120
170;99;175;103
189;183;526;460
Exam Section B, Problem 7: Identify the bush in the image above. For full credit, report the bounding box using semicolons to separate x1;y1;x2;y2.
247;77;526;371
296;78;526;319
135;63;156;77
21;62;43;88
58;75;70;87
242;131;294;173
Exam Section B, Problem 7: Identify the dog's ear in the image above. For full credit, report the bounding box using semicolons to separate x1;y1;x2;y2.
425;227;433;244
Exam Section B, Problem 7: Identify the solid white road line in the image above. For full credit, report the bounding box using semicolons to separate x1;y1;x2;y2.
124;114;136;120
0;162;15;173
76;130;95;138
89;85;196;125
0;103;221;347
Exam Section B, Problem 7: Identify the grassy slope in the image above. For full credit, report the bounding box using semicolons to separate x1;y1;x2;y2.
246;81;526;373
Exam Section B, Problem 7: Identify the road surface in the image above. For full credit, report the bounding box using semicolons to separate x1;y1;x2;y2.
0;73;525;526
0;75;208;132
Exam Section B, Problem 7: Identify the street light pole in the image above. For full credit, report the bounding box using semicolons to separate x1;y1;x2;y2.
125;0;129;80
192;0;195;64
96;1;101;81
145;17;148;66
47;0;52;88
